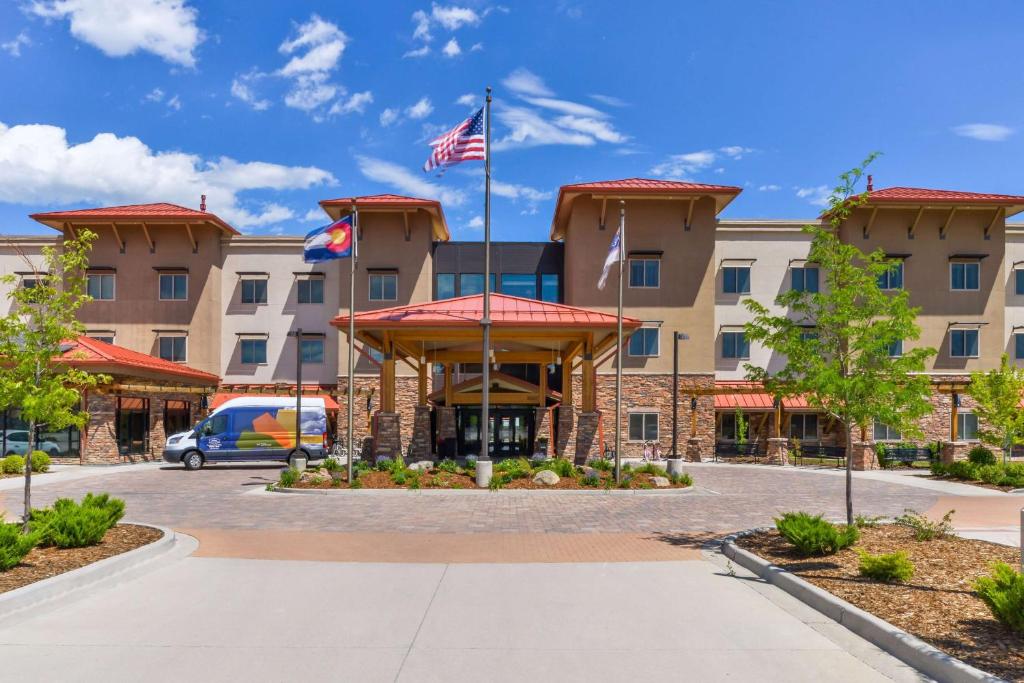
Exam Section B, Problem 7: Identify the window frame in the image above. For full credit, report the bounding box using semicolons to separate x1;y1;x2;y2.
722;266;751;294
957;412;980;442
240;278;268;305
299;337;325;365
1016;269;1024;296
157;335;187;363
500;273;538;299
627;411;659;442
950;328;980;358
86;272;116;301
435;272;456;300
157;273;188;301
873;421;902;442
627;327;660;357
789;413;819;441
297;276;325;305
721;331;750;359
240;338;268;365
1016;333;1024;361
540;273;560;302
950;261;980;292
628;257;661;289
888;339;904;358
368;272;398;302
878;261;904;291
790;266;819;293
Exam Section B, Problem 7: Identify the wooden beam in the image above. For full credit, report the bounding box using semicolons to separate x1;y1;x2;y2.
426;350;558;364
141;223;155;253
451;392;539;406
562;365;573;408
951;397;959;441
938;207;957;240
443;364;453;405
581;334;595;412
390;329;594;343
599;197;608;230
862;206;879;239
907;206;924;239
538;364;547;407
418;363;428;406
382;333;395;412
110;223;125;253
984;207;1003;240
64;221;76;240
685;198;695;231
185;223;198;253
403;211;411;241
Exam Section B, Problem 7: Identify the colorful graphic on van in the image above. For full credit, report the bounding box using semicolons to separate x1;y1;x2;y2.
218;407;325;450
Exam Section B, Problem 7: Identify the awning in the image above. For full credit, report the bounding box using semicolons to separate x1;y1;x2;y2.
210;392;339;411
714;381;811;410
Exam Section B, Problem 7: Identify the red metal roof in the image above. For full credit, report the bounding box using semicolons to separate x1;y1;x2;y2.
30;202;240;235
863;187;1024;205
714;381;810;410
333;293;642;329
317;194;450;241
60;336;220;385
211;392;339;410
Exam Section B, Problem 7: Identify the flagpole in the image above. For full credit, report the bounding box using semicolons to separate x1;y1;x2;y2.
347;203;358;485
614;200;625;484
480;86;492;465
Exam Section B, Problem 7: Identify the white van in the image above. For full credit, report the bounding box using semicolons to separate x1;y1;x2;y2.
162;396;329;470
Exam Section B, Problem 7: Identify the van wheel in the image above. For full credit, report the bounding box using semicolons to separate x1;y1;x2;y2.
182;451;204;471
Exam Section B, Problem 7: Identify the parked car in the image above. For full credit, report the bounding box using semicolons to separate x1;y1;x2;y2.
162;397;329;470
3;430;62;457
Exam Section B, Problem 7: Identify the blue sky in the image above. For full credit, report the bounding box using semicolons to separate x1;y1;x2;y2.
1;1;1022;240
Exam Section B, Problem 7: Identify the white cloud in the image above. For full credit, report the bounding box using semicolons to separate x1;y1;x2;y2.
403;44;430;58
492;106;594;151
649;150;716;179
29;0;203;67
455;93;478;107
431;3;480;30
554;115;626;143
522;96;606;118
166;94;181;111
758;184;780;191
470;42;483;51
502;67;553;97
379;107;400;127
230;70;270;111
356;155;465;206
277;15;347;77
329;90;373;115
411;9;432;42
952;123;1014;142
466;215;483;229
144;87;165;103
283;74;338;112
1;31;32;57
406;97;433;119
490;179;552;203
720;145;754;159
589;93;626;107
441;37;461;57
795;185;832;207
0;121;335;230
303;208;327;222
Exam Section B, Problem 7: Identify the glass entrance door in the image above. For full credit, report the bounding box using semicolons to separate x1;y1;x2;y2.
116;397;150;456
456;407;534;456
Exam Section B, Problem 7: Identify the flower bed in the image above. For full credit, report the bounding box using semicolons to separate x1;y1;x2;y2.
280;457;693;491
737;524;1024;681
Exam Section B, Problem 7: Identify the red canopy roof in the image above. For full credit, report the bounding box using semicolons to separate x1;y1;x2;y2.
60;336;219;385
210;392;339;410
714;381;811;410
332;293;642;329
862;186;1024;205
318;193;450;241
30;202;239;235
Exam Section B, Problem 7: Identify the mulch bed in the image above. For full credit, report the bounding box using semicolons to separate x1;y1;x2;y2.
737;525;1024;681
289;467;689;490
0;524;163;595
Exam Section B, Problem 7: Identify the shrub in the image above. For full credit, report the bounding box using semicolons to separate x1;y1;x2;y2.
279;468;300;487
407;473;421;490
1002;463;1024;487
633;463;666;476
946;460;979;481
375;456;394;471
977;464;1006;486
929;460;947;477
854;514;884;529
494;457;531;478
33;493;125;549
858;550;915;583
2;455;24;475
974;563;1024;633
588;458;613;472
0;522;38;571
349;478;363;489
488;472;513;490
618;475;632;489
29;450;51;473
437;459;459;474
581;473;600;487
390;469;408;485
537;458;575;478
895;508;955;541
354;460;371;474
321;458;342;472
774;512;860;556
669;472;693;486
968;446;997;466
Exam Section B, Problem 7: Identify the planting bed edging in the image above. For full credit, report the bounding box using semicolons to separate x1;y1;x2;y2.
720;530;1003;683
272;485;700;496
0;523;179;623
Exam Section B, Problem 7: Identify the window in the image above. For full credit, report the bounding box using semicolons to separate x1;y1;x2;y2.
791;267;819;293
158;336;186;363
628;412;658;441
1016;269;1024;296
957;412;979;441
873;421;902;441
628;327;659;357
950;261;980;291
628;258;660;288
436;273;456;300
720;412;738;440
369;273;397;301
878;262;904;290
888;340;904;357
87;273;115;300
500;274;537;299
240;339;267;364
800;328;819;342
87;332;115;344
158;273;187;301
723;266;751;294
20;276;40;289
540;273;559;302
300;338;324;364
950;329;979;358
460;273;496;296
722;331;750;359
241;278;268;304
789;414;818;441
1017;334;1024;360
297;277;324;304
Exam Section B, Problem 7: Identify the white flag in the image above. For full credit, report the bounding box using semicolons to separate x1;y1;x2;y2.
597;228;621;290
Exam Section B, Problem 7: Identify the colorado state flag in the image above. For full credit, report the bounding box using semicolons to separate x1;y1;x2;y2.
304;215;355;263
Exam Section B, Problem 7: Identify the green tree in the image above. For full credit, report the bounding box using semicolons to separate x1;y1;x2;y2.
743;155;936;525
0;230;108;528
967;354;1024;461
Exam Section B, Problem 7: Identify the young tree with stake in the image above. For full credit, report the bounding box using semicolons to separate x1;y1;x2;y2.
967;354;1024;462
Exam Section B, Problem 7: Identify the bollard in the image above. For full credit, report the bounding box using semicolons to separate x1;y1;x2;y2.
476;459;493;488
666;458;684;477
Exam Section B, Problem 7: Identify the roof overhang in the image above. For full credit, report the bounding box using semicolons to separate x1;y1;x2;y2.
318;195;450;241
30;208;239;236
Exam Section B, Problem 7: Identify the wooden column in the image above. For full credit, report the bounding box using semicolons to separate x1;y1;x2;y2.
538;363;547;407
690;395;697;437
382;334;396;413
417;362;428;406
581;336;595;412
443;363;453;405
774;401;783;438
951;392;959;441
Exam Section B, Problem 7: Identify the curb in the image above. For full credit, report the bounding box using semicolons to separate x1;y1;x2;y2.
719;530;1003;683
0;523;179;623
270;485;700;496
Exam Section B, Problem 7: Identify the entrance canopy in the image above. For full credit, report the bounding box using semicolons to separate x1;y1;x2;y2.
332;294;641;412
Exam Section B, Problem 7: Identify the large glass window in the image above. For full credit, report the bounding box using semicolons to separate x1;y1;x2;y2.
720;412;738;440
158;273;188;301
500;274;537;299
369;273;397;301
460;273;496;296
628;412;659;441
723;266;751;294
2;410;80;459
791;267;819;293
300;338;324;364
87;273;115;300
241;339;267;364
789;414;818;441
950;329;979;358
722;332;750;359
241;278;268;304
628;258;660;288
878;262;904;290
628;328;659;357
1017;334;1024;360
888;340;904;357
957;412;979;441
158;336;187;363
1016;269;1024;296
873;421;902;441
116;397;150;456
298;278;324;304
950;261;980;291
436;273;456;300
540;273;559;302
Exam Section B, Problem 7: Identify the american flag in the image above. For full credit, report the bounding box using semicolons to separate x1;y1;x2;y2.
423;106;485;173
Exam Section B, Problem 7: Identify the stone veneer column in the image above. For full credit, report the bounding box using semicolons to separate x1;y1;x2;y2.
435;406;456;459
82;392;119;465
765;437;789;465
685;437;703;462
534;407;551;457
556;406;575;459
574;412;600;464
409;406;432;461
850;442;880;470
148;397;166;462
373;412;402;458
941;441;970;465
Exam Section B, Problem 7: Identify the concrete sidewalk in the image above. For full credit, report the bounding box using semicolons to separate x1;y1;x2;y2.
0;553;923;683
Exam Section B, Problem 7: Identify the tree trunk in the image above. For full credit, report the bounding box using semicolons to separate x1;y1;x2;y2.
845;422;854;527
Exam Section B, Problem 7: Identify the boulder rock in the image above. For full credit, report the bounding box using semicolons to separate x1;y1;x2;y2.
532;469;560;486
581;466;600;480
651;476;670;488
530;453;548;463
408;460;434;472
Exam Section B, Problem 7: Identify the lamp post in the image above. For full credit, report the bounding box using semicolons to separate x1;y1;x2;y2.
287;328;305;471
669;331;689;475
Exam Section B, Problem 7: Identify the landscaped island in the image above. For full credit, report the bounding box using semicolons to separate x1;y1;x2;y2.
276;457;694;491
